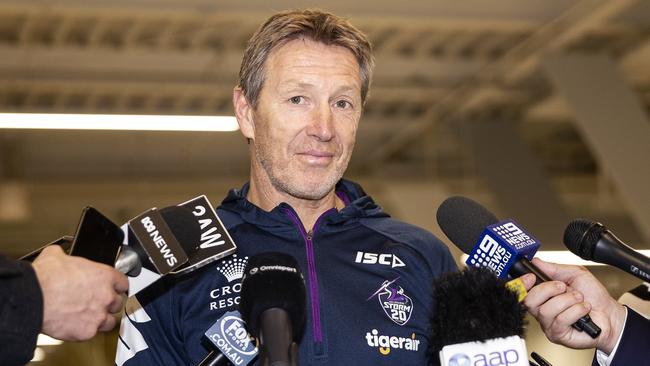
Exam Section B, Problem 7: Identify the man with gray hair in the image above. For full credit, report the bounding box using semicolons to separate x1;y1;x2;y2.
116;9;455;366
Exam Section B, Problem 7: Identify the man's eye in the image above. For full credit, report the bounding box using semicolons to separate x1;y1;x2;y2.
335;100;351;109
289;96;304;104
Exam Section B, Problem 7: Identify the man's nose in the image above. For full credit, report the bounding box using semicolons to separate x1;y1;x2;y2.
306;103;334;141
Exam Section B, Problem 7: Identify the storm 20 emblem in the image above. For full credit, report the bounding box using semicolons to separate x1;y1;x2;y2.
367;277;413;326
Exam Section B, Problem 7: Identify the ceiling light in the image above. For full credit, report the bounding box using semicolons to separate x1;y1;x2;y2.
0;113;239;132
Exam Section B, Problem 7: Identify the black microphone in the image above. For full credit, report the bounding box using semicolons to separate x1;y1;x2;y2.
239;252;307;366
116;205;199;277
119;205;209;296
564;219;650;282
431;267;543;366
19;205;197;279
122;195;238;297
436;196;601;339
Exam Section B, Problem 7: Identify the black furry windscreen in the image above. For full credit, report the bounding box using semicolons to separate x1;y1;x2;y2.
428;267;527;365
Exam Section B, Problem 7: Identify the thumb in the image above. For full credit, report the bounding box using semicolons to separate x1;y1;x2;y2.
531;258;584;284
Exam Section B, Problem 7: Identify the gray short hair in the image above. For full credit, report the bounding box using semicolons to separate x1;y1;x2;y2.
238;9;374;108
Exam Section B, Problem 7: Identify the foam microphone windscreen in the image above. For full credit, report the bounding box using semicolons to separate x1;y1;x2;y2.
436;196;499;254
239;252;307;341
429;267;526;363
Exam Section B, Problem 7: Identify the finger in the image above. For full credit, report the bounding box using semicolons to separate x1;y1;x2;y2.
107;293;125;314
98;313;117;332
531;258;588;284
523;280;567;314
37;244;65;260
537;290;584;326
112;271;129;294
519;273;536;291
551;301;592;331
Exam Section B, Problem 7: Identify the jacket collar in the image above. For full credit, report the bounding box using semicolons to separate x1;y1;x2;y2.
219;178;389;230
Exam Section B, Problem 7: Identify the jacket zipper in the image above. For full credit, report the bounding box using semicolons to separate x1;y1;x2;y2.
282;207;334;344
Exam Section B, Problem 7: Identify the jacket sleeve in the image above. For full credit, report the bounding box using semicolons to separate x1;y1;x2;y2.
591;307;650;366
115;277;189;366
0;256;44;366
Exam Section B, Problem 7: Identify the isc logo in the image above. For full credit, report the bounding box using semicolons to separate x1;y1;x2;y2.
355;251;405;268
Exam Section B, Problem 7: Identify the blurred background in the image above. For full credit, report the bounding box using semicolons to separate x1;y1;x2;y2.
0;0;649;364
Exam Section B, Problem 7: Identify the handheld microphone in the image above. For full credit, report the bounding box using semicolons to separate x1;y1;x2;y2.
431;267;529;366
121;206;195;274
239;252;307;366
115;205;200;296
122;195;237;296
198;310;259;366
564;219;650;282
436;196;601;339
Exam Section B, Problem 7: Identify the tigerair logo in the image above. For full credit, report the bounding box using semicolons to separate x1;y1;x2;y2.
365;329;420;355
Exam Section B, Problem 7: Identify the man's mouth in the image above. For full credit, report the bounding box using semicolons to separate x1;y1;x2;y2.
297;150;335;165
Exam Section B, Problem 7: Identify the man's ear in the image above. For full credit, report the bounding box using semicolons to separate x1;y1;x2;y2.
233;86;255;140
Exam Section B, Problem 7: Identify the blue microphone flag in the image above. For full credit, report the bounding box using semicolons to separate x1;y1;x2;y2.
466;220;540;278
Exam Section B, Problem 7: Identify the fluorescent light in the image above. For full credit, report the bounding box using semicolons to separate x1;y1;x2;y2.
37;334;63;346
461;250;650;267
0;113;239;132
31;347;45;362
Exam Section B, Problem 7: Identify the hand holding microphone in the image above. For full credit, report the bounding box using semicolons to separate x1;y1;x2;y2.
520;258;626;354
436;196;601;338
31;245;129;341
435;196;630;355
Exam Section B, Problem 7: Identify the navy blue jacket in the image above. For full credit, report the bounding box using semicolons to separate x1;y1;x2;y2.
0;256;43;366
116;179;457;366
592;307;650;366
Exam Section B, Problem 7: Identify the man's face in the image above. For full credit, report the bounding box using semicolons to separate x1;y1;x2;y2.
244;38;362;200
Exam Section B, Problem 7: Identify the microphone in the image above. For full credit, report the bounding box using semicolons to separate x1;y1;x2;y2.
117;205;197;275
122;195;237;296
436;196;601;338
430;267;530;366
564;219;650;282
198;310;259;366
239;252;307;366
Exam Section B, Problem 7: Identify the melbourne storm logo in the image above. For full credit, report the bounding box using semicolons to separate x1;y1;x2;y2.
367;277;413;326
